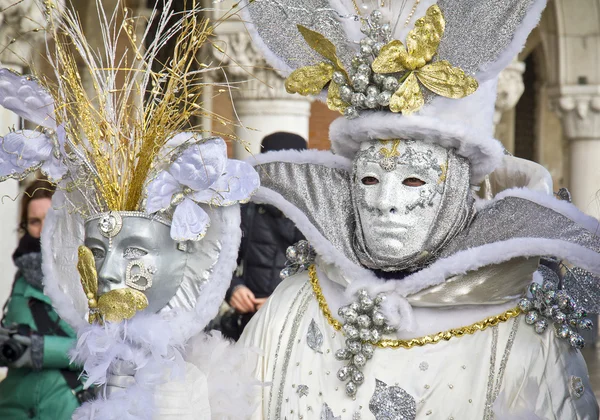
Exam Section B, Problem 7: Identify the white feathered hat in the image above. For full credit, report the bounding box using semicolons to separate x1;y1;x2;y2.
243;0;547;183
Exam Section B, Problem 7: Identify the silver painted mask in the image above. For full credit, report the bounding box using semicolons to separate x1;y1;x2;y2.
84;212;187;313
352;139;475;271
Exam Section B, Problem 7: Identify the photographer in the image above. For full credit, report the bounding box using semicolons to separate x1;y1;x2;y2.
0;179;88;419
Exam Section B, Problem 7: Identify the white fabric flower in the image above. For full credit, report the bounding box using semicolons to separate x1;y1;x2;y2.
0;125;67;182
146;137;259;241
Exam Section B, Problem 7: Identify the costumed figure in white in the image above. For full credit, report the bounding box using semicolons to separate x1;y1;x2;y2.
237;0;600;418
0;1;259;419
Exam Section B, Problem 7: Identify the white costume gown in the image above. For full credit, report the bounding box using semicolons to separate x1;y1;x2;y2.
240;263;598;420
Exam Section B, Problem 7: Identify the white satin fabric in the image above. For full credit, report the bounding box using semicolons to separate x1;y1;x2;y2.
239;267;599;420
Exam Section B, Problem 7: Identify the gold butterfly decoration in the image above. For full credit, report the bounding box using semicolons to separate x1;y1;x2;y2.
371;5;478;114
77;245;148;324
284;5;478;116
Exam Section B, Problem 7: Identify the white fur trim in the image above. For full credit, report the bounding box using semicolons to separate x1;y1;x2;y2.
71;313;187;419
329;111;504;183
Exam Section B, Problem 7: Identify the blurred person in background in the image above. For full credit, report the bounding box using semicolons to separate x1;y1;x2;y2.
0;179;89;419
222;132;306;340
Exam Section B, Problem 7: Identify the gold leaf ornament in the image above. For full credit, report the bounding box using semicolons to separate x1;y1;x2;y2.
389;72;424;115
326;81;348;112
371;5;477;114
415;60;478;99
371;40;408;74
285;63;334;96
284;25;351;104
97;288;149;324
77;246;100;324
405;5;445;68
297;25;347;79
372;5;445;72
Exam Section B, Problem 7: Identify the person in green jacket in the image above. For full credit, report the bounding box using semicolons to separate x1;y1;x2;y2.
0;179;89;419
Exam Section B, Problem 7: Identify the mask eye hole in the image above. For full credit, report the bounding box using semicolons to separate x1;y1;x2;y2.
361;176;379;185
90;247;105;259
403;177;426;187
123;247;148;260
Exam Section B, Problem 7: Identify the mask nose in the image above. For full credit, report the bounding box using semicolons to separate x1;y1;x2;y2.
375;180;400;215
96;251;126;295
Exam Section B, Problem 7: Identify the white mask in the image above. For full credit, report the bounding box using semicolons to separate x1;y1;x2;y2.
352;139;450;270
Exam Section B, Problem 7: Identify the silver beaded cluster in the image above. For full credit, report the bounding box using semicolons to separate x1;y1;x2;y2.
519;280;593;349
280;240;316;280
336;10;396;119
334;288;396;397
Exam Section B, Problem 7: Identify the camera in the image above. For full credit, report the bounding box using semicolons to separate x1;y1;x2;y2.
0;324;32;365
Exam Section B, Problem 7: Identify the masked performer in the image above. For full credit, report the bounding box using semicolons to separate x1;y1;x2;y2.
0;1;259;419
237;0;600;419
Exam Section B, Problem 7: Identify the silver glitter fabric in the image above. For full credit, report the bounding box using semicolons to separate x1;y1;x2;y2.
369;379;416;420
320;403;342;420
256;159;600;286
439;197;600;259
570;376;585;399
307;318;324;354
257;161;358;264
563;267;600;314
245;0;353;72
296;384;309;398
436;0;536;77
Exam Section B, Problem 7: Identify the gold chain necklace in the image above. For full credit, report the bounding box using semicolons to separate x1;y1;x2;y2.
308;265;521;350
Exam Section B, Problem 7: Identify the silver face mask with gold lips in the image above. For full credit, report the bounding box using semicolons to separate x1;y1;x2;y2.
80;212;189;323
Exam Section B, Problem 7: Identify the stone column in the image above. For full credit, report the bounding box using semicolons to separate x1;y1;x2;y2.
551;85;600;219
493;60;526;153
211;12;311;159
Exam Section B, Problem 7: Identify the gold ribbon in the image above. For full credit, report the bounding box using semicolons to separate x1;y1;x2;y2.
308;265;521;350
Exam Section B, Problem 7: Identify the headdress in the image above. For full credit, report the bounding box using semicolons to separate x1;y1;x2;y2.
243;0;547;182
0;2;259;415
